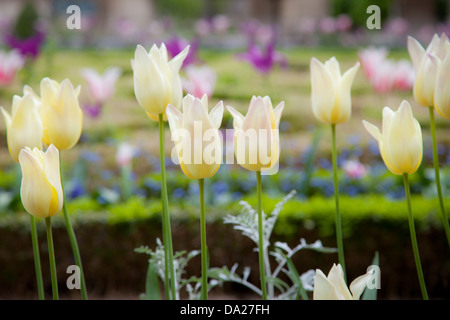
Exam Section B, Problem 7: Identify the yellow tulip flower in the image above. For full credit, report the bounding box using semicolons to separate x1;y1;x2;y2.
227;96;284;173
363;100;423;175
1;93;43;162
19;144;63;218
408;33;450;107
310;57;359;125
131;43;189;121
166;94;223;179
434;52;450;119
39;78;83;150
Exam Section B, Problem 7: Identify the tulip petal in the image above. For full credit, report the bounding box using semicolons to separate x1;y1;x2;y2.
362;120;381;144
40;77;60;108
327;264;353;300
325;57;341;80
0;106;12;129
43;144;63;215
8;94;43;161
226;106;245;129
273;101;285;129
19;148;54;218
334;62;359;123
310;57;336;124
435;52;450;119
209;100;224;129
349;270;372;300
407;36;425;72
168;45;190;73
313;269;341;300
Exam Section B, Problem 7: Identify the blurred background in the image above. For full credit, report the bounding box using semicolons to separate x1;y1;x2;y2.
0;0;449;300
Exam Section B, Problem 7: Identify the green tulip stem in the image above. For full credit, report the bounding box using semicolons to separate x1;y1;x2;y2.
198;178;208;300
159;113;177;300
256;170;267;300
30;215;45;300
331;124;346;281
428;107;450;248
44;217;59;300
60;153;88;300
403;173;429;300
62;199;88;300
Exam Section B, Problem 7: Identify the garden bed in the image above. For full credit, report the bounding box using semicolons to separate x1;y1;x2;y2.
0;193;449;300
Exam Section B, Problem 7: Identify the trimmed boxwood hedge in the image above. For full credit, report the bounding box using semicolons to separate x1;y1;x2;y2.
0;193;449;299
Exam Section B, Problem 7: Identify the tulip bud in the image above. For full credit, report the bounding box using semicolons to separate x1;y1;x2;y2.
434;52;450;119
40;78;83;150
363;100;423;175
313;264;372;300
166;94;223;179
310;57;359;124
132;43;189;121
1;93;43;162
19;144;63;218
227;96;284;173
408;33;450;107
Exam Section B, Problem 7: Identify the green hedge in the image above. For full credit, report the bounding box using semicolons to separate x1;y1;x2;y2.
1;193;447;239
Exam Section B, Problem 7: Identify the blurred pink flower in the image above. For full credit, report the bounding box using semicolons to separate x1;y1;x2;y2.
0;49;25;86
358;47;389;79
80;66;121;118
335;14;352;32
81;67;122;104
385;17;409;36
115;18;138;39
116;141;138;168
181;65;217;98
319;17;337;34
370;61;395;93
212;15;231;33
342;159;367;180
359;47;414;93
298;18;316;34
194;18;212;37
391;60;415;91
255;24;276;47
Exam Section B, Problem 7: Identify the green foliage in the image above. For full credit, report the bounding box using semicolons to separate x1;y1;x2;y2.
14;2;39;39
154;0;203;21
331;0;393;27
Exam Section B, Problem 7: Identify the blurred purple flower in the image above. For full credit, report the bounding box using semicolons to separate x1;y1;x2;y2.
165;37;199;68
237;43;288;74
83;103;102;118
5;30;45;59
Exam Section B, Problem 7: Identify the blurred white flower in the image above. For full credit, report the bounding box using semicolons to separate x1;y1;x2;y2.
116;141;138;168
0;49;25;86
342;159;367;180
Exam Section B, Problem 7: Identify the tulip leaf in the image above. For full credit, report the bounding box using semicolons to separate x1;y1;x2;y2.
362;251;379;300
280;252;309;300
140;261;161;300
